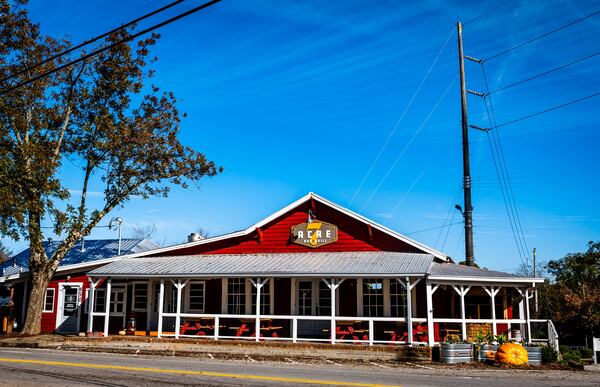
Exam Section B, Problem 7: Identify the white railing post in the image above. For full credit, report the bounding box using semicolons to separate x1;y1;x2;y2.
214;316;220;340
103;278;112;337
525;288;532;344
368;319;374;346
87;278;96;333
255;277;261;342
426;281;434;346
323;278;344;344
452;285;470;342
292;317;297;343
157;280;164;338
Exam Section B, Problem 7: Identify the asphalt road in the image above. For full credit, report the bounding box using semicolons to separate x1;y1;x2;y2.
0;347;597;387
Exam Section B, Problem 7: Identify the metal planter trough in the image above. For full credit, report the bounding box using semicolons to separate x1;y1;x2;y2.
440;343;473;364
525;346;543;366
475;344;498;364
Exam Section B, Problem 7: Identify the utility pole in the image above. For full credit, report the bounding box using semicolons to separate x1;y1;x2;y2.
457;21;475;266
533;247;538;313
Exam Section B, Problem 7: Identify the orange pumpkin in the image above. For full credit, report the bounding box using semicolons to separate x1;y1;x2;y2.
495;342;528;366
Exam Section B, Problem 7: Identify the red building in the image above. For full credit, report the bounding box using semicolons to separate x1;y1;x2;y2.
83;193;552;347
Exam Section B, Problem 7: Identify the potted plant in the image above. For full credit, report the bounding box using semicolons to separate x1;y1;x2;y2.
473;331;496;364
441;333;473;364
523;343;543;366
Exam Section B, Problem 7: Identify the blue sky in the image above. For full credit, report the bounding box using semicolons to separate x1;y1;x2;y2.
4;0;600;273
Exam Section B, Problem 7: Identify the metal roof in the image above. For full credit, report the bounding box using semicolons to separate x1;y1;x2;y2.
429;262;542;282
89;251;435;278
1;239;159;277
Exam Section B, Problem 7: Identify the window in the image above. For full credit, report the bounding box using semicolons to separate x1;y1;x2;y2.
390;280;407;317
132;283;148;311
297;281;312;315
93;288;106;313
43;288;54;313
318;281;331;316
251;281;270;315
227;278;246;314
187;282;205;312
363;279;384;317
110;287;126;315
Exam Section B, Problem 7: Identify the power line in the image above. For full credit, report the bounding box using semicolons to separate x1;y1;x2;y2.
483;9;600;62
0;0;223;95
494;90;600;128
405;221;463;236
487;51;600;95
0;0;185;85
480;64;532;265
360;76;458;211
349;28;454;205
463;1;508;26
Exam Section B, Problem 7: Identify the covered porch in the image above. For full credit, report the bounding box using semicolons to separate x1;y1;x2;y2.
86;252;548;346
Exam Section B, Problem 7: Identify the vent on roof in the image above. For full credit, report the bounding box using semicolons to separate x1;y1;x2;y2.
188;233;204;243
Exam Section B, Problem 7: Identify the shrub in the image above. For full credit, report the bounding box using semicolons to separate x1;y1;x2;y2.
580;348;594;358
541;345;558;364
562;351;581;363
559;344;569;354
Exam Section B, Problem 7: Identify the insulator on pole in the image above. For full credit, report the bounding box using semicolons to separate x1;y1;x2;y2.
469;124;491;132
467;89;486;97
465;55;482;63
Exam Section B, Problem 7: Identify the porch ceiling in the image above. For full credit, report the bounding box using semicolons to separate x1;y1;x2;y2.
87;251;434;278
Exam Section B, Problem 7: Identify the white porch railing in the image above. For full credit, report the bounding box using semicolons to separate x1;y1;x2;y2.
530;319;560;352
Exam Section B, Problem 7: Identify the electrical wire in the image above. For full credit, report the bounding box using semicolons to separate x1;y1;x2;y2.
487;51;600;95
405;221;463;236
349;28;454;206
463;1;508;27
360;75;458;211
494;90;600;128
483;9;600;62
480;64;532;265
0;0;185;85
0;0;223;95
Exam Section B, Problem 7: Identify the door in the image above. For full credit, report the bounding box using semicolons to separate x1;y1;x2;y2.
56;283;82;333
297;280;313;315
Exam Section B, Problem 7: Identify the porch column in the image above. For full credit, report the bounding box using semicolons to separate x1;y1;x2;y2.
87;278;96;333
323;278;344;344
157;280;164;338
173;279;188;339
400;277;421;346
103;278;112;337
484;286;500;336
525;287;532;344
425;282;440;346
452;285;471;341
251;278;268;342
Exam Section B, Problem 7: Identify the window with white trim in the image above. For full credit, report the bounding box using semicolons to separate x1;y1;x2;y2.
43;288;54;312
363;279;384;317
132;283;148;311
94;288;106;313
187;282;205;312
390;279;407;317
227;278;246;314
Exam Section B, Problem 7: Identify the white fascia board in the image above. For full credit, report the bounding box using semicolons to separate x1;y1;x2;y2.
310;193;450;261
101;192;451;261
427;276;545;284
87;273;429;279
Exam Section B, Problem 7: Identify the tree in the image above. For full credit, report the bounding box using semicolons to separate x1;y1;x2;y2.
539;241;600;344
0;1;221;334
0;240;11;264
129;223;157;240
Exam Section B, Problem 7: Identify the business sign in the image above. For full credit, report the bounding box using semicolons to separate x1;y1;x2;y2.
291;221;338;248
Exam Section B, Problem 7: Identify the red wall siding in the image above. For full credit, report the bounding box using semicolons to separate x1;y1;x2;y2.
152;201;423;256
40;273;90;334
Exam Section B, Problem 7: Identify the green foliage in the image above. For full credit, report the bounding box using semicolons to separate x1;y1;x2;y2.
541;345;558;364
0;1;221;333
559;344;569;354
539;241;600;342
0;240;11;263
444;334;463;344
561;350;581;363
494;333;508;345
580;348;594;358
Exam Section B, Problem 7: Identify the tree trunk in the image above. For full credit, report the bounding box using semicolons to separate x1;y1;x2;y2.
21;265;51;335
